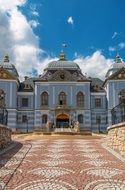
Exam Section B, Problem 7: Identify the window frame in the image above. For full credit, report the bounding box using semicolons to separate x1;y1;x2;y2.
21;98;28;107
95;98;101;108
59;92;66;105
41;92;49;106
77;92;84;107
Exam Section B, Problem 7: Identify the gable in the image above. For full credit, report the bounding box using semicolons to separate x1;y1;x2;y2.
34;69;91;82
0;67;18;80
103;68;125;87
109;68;125;80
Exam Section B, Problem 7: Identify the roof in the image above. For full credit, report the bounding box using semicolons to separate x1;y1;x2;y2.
90;78;105;92
18;77;35;92
46;60;80;70
105;54;125;78
45;52;80;71
0;55;19;77
103;67;125;87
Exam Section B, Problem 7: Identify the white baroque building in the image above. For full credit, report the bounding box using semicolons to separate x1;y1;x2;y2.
0;52;125;132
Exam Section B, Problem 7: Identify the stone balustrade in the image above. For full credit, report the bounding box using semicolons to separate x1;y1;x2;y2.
108;122;125;156
0;125;12;149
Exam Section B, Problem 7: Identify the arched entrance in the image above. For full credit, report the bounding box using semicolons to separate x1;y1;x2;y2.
56;113;69;128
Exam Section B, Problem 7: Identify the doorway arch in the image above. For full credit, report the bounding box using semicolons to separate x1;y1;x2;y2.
56;113;69;128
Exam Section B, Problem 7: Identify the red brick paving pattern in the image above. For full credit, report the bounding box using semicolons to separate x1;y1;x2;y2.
0;138;125;189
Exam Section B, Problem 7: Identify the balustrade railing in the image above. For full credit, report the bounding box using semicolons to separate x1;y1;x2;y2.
111;102;125;125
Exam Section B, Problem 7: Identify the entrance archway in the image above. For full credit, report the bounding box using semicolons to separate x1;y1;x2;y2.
56;113;69;128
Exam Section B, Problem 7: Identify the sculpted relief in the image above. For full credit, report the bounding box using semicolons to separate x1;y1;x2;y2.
40;69;88;81
50;70;73;81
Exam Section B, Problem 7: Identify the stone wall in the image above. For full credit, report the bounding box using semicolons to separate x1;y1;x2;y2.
108;122;125;156
0;125;12;149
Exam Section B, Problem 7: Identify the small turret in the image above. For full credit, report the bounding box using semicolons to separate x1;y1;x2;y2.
105;54;125;78
4;54;9;63
114;54;123;63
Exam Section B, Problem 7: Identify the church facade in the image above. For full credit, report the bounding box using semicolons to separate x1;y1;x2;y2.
0;53;125;132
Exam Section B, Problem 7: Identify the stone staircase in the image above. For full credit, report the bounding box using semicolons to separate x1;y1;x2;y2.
54;128;74;133
53;128;92;135
34;127;92;135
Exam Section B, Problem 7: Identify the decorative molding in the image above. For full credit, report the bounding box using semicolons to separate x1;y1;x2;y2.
108;79;125;82
7;109;17;111
17;92;34;95
17;110;34;112
35;81;90;85
91;92;106;95
0;67;17;80
49;70;73;81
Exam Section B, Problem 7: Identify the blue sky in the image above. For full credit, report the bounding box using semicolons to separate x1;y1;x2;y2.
0;0;125;80
22;0;125;58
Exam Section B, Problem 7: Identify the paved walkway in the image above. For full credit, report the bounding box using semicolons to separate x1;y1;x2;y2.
0;137;125;189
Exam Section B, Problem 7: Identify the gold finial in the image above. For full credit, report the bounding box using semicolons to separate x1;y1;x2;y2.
4;54;9;63
59;43;68;61
59;51;66;61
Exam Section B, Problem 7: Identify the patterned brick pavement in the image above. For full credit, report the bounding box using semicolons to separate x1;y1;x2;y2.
0;138;125;190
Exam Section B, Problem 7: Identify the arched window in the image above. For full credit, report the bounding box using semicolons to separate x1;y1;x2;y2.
78;114;83;124
59;92;66;105
42;114;47;124
41;92;48;106
77;92;84;107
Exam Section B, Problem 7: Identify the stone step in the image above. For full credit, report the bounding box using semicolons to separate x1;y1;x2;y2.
34;127;92;135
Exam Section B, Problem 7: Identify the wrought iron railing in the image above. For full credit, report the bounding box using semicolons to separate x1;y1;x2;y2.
111;102;125;125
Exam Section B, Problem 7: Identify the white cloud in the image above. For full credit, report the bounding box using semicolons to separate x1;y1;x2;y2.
31;11;39;17
109;46;116;52
0;1;114;82
108;42;125;53
112;32;118;39
74;52;78;57
38;57;58;75
67;16;74;25
74;51;113;80
118;42;125;49
0;0;26;11
30;4;39;17
0;0;45;81
29;20;39;28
